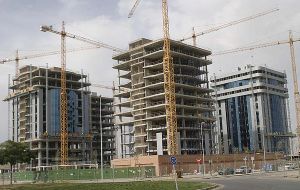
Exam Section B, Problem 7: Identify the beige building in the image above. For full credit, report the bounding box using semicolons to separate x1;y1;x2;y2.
113;38;215;158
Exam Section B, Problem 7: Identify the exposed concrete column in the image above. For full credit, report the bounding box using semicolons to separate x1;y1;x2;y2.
156;132;163;155
38;141;42;167
116;127;122;159
205;132;210;155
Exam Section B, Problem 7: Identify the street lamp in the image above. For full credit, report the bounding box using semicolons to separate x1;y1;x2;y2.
201;122;206;176
99;95;104;180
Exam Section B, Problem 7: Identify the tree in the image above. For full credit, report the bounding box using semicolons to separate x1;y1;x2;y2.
0;140;35;184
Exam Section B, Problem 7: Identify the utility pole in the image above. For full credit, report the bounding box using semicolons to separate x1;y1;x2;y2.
99;95;103;180
201;122;206;176
213;73;221;154
7;74;10;140
46;63;49;166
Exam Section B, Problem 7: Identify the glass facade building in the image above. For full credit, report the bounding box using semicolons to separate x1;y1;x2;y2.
5;65;114;168
211;65;293;154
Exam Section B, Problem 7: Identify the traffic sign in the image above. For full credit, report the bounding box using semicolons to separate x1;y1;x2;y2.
170;156;177;165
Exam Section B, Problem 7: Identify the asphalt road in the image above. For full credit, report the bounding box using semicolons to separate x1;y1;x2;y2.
208;175;300;190
183;171;300;190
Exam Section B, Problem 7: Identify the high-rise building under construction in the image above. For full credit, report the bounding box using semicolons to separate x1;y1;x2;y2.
5;65;114;168
113;38;215;158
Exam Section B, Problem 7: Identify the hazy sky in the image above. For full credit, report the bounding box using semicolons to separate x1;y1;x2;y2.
0;0;299;151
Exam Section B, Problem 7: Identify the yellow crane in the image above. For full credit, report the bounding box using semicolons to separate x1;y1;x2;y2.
213;32;300;155
1;46;101;77
288;31;300;155
179;8;279;46
40;22;124;164
162;0;178;156
128;1;279;155
213;35;300;56
128;0;141;18
128;0;178;155
92;84;129;92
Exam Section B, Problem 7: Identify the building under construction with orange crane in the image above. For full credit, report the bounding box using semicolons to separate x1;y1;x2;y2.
4;65;114;168
113;38;215;158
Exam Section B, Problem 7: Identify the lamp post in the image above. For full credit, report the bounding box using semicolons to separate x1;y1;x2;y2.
99;95;103;180
201;122;206;176
233;148;238;173
243;157;248;174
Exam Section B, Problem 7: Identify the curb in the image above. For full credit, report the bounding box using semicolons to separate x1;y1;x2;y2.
212;184;224;190
199;183;220;190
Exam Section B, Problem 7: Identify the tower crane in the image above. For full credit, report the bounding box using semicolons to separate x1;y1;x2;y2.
1;46;101;77
128;0;178;155
288;31;300;156
128;1;280;155
212;35;300;56
40;22;124;165
212;32;300;155
92;84;129;92
128;0;141;18
179;8;279;46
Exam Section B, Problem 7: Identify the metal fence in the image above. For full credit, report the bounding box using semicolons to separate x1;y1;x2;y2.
1;166;155;183
158;159;300;176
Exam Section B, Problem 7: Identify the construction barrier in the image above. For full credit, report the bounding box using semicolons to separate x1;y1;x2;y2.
1;166;155;183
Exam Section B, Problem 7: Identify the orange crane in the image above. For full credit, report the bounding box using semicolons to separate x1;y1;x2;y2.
128;0;178;155
1;46;101;77
40;22;124;165
213;32;300;155
179;8;279;46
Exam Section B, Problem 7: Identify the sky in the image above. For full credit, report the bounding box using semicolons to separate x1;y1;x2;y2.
0;0;299;152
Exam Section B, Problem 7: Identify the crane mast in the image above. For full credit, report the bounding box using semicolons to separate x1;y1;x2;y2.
127;0;180;155
288;31;300;154
162;0;178;155
15;50;19;77
127;1;279;156
40;22;124;165
60;21;68;165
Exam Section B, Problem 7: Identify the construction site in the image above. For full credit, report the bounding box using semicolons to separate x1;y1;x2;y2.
0;0;300;182
4;65;114;168
113;38;215;158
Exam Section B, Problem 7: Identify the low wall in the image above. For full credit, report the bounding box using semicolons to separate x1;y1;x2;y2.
111;153;284;176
